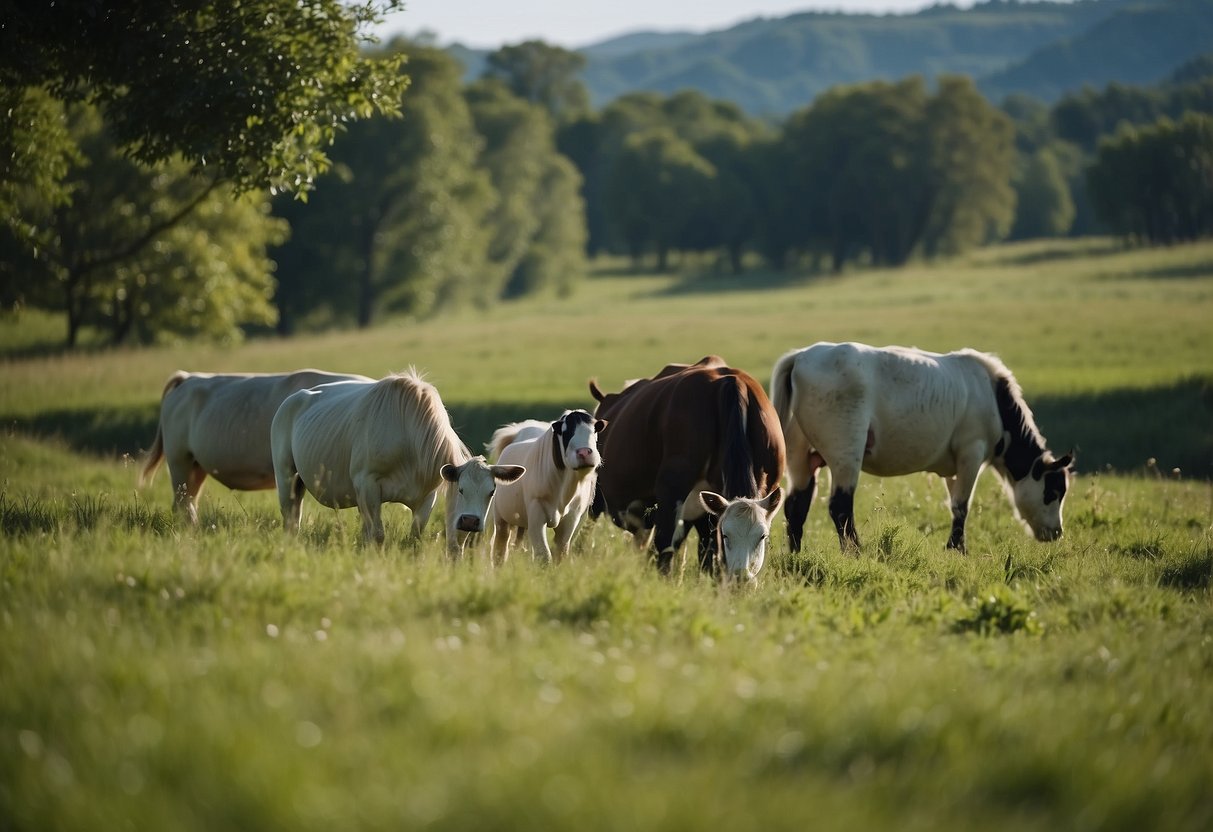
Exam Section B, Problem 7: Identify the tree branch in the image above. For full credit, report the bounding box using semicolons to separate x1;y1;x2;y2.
76;177;222;278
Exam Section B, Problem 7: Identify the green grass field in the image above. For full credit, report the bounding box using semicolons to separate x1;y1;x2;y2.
2;238;1212;830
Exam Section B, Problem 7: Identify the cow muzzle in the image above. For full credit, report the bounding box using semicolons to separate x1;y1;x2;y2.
574;447;599;468
457;514;483;533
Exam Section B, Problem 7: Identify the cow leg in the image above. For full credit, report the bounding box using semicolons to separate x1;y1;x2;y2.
277;469;305;534
168;457;206;525
552;512;583;564
783;416;823;553
943;448;984;553
526;501;555;565
410;488;439;541
784;475;815;554
356;480;385;546
690;514;716;572
828;488;859;551
492;518;512;566
653;467;697;574
826;461;862;552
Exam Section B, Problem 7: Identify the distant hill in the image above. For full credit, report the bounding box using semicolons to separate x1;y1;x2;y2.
580;31;699;59
978;0;1213;101
442;0;1213;114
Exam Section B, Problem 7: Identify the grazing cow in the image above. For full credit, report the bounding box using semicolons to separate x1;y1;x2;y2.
486;410;605;565
698;488;784;581
140;369;370;523
270;370;525;551
770;342;1073;553
589;356;786;575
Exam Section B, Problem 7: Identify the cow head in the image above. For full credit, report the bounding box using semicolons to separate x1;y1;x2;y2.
441;456;525;534
1004;451;1073;542
550;410;605;472
699;488;783;581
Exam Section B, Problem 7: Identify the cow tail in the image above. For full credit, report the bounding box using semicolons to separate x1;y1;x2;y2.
719;376;757;499
769;349;798;429
486;424;520;462
138;371;189;487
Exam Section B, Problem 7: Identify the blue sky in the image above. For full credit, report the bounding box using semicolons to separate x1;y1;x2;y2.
375;1;997;50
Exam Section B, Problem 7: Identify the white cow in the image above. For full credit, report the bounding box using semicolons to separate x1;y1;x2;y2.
698;488;783;581
270;370;524;552
140;368;370;523
770;342;1073;553
486;410;605;565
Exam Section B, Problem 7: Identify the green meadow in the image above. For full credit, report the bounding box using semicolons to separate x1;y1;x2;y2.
2;238;1212;830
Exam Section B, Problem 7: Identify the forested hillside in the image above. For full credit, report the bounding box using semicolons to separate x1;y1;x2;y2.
446;0;1212;113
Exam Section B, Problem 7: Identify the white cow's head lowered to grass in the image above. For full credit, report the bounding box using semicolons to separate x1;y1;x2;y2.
699;488;783;581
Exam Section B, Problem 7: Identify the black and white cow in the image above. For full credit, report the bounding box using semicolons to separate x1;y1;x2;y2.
486;410;605;564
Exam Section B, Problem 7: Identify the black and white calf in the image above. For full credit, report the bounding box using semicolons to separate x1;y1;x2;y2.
487;410;605;564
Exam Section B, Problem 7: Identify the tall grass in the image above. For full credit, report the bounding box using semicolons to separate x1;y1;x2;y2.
2;238;1212;830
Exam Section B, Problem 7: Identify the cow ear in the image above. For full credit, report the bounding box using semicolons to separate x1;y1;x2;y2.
1051;452;1074;470
441;463;461;483
588;379;605;402
699;491;729;516
491;464;525;483
759;486;783;515
1031;458;1045;480
594;418;607;433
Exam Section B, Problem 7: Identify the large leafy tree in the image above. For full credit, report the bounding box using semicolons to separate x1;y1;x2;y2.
783;78;932;270
781;76;1015;271
919;75;1017;258
607;128;717;271
1087;113;1213;244
0;0;408;199
465;79;587;299
558;93;669;257
273;43;493;328
483;40;590;123
0;105;283;346
1010;146;1076;240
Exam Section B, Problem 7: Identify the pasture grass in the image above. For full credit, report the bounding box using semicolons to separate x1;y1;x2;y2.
2;236;1213;829
2;237;1211;474
1;431;1211;831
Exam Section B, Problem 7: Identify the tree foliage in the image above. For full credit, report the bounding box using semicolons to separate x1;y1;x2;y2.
273;43;491;329
466;80;587;298
1010;147;1077;241
271;42;587;330
483;40;590;122
1087;112;1213;244
779;76;1015;271
607;129;717;271
0;106;283;346
0;0;408;197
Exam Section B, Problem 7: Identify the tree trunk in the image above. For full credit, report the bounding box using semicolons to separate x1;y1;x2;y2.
727;243;743;274
356;223;377;329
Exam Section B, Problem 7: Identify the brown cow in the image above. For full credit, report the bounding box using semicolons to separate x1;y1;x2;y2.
589;356;785;576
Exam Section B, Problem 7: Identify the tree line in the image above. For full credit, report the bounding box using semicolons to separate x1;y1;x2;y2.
2;4;1212;347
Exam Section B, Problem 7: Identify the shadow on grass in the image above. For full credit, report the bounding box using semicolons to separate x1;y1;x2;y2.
3;380;1210;478
1097;261;1213;281
1;400;587;462
1032;376;1213;479
987;239;1127;267
646;268;824;298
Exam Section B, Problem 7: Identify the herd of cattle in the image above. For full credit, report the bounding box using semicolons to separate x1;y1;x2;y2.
140;344;1074;580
